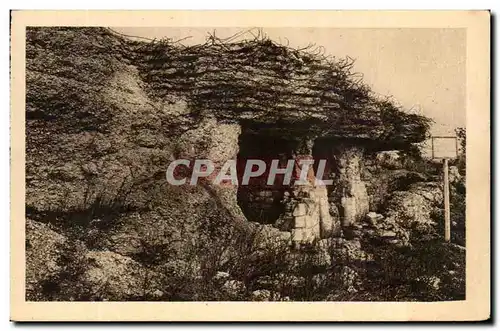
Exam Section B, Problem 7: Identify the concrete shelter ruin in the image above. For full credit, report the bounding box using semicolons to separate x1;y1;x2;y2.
26;27;432;244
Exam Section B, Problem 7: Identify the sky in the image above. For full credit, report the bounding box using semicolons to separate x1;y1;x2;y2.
114;27;466;153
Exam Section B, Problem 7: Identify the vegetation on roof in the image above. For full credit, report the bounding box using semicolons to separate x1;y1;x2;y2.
26;26;432;145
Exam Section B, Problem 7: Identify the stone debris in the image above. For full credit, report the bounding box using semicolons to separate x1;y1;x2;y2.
366;212;384;225
214;271;230;281
375;150;402;169
250;289;283;301
281;182;333;244
152;290;164;298
416;276;441;291
448;166;462;184
222;280;246;294
251;289;272;301
338;266;360;293
380;230;397;238
328;238;373;263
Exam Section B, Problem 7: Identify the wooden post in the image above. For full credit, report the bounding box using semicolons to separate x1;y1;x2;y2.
431;137;435;159
443;158;451;242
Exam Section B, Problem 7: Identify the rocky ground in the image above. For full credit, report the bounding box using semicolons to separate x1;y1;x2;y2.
26;154;466;301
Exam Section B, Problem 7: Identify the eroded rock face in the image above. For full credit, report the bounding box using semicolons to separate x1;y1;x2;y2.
199;119;249;229
26;62;178;214
25;219;67;296
336;180;444;248
84;250;159;300
364;169;428;211
384;182;443;230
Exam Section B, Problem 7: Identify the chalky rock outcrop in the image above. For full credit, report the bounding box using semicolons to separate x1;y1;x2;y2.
25;26;431;257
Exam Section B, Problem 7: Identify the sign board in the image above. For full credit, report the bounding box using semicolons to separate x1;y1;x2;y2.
430;135;458;243
431;136;458;159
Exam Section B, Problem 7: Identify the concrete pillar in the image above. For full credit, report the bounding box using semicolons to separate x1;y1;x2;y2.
280;137;337;244
331;145;370;227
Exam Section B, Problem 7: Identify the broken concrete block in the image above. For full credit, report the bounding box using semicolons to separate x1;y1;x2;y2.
291;228;306;242
292;203;307;216
294;215;308;228
380;230;397;238
366;211;384;225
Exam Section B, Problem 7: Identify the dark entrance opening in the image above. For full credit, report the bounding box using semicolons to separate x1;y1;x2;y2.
312;137;339;197
236;132;296;224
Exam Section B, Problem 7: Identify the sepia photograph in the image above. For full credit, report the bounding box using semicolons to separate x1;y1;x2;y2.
10;10;490;321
